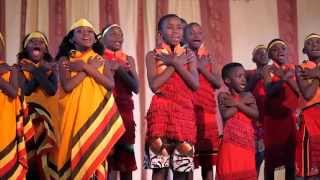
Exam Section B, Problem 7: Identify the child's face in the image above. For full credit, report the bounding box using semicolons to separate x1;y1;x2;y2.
72;26;96;50
184;24;203;50
268;43;288;65
304;37;320;59
103;27;123;51
26;37;47;62
253;48;269;66
160;17;183;46
225;66;247;93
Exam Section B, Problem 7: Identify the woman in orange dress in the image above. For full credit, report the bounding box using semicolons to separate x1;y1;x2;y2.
52;19;125;179
0;32;28;180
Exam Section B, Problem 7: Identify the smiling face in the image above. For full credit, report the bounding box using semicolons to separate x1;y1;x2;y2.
253;48;269;66
303;37;320;60
25;37;47;63
225;66;247;93
72;26;96;50
184;24;203;50
159;16;183;46
268;43;288;65
102;26;123;51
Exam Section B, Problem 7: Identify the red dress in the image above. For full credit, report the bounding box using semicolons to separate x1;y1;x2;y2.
193;46;220;167
146;44;196;144
217;101;257;180
295;60;320;177
104;49;137;172
263;63;298;170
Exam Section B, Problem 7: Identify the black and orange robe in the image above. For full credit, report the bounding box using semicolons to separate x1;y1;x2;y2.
53;49;125;179
0;70;28;180
19;59;58;179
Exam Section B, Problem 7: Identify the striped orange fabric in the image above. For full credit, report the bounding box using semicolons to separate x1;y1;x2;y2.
20;59;58;179
0;71;28;180
53;49;125;179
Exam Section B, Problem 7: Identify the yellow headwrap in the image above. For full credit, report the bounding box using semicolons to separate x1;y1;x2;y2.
24;31;48;48
304;33;320;42
70;18;96;33
252;44;266;56
0;32;5;47
268;39;287;51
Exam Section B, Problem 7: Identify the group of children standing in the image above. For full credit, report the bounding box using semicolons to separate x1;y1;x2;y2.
0;13;319;180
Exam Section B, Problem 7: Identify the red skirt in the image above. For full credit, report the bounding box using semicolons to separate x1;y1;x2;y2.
147;95;196;144
217;142;257;180
117;108;135;144
194;108;220;167
263;112;296;169
295;104;320;177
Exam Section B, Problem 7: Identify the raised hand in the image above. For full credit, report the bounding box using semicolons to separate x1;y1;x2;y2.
88;55;104;69
240;93;256;105
299;67;320;80
63;60;85;72
259;65;272;79
219;92;238;107
197;55;211;70
20;63;36;72
108;60;120;71
40;61;57;71
154;52;174;66
270;66;284;78
283;68;295;81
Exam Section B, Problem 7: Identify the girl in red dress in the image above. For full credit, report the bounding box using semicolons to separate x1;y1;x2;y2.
264;39;299;180
246;45;270;176
184;22;221;180
217;62;259;180
101;24;139;180
145;14;199;180
295;33;320;179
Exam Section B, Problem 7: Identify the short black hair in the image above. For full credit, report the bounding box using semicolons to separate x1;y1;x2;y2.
183;22;200;37
17;31;53;62
221;62;243;80
157;14;180;32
